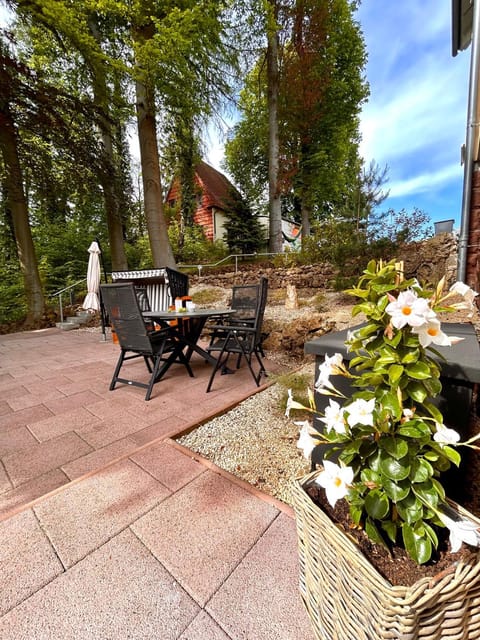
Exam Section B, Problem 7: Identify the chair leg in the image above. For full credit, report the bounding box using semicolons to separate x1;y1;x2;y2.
110;350;127;390
206;343;230;392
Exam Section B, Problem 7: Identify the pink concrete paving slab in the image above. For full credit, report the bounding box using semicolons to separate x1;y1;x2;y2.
28;406;101;442
43;389;104;415
0;383;29;402
0;400;12;416
0;373;15;389
207;513;315;640
77;410;153;448
0;529;199;640
7;389;66;411
0;426;39;457
0;468;69;521
0;404;53;432
61;437;138;480
55;377;111;397
2;431;93;487
127;416;189;446
85;393;150;419
130;441;205;491
0;463;12;494
0;509;64;616
179;611;232;640
23;373;77;393
131;470;279;606
34;459;171;568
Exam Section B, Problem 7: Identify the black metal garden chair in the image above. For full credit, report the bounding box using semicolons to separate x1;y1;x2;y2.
206;277;268;392
101;283;193;401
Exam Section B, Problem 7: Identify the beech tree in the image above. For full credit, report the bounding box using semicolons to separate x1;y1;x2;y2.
0;41;44;323
225;0;369;240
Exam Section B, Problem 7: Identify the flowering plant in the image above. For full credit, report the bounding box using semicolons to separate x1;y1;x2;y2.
287;260;480;564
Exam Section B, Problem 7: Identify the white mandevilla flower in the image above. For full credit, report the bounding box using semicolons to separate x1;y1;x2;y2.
449;281;479;316
296;421;316;460
385;290;432;329
315;353;343;391
449;281;478;299
284;389;306;418
412;317;452;348
438;510;480;553
320;399;347;434
433;422;461;445
316;460;354;508
345;398;375;427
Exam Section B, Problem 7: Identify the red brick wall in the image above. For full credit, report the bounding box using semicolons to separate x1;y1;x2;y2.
467;166;480;291
165;176;215;240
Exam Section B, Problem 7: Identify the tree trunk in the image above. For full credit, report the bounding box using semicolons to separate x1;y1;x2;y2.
87;16;129;271
135;78;176;268
266;4;283;254
0;104;45;323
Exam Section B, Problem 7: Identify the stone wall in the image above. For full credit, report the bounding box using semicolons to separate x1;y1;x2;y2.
190;235;458;291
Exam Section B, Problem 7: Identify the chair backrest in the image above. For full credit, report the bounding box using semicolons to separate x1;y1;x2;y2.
230;283;261;323
231;277;268;344
253;277;269;343
165;267;189;303
100;283;153;353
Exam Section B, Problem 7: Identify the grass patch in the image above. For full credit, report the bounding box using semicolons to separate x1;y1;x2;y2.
190;288;226;306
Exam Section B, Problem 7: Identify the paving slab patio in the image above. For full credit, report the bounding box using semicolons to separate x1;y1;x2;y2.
0;326;315;639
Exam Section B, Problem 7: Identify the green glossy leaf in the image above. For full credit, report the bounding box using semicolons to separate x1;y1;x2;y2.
409;458;434;483
364;489;390;519
431;478;446;501
421;401;444;423
349;504;363;525
397;494;423;523
440;445;461;467
382;477;410;502
356;323;380;339
413;480;440;507
402;523;432;564
365;518;387;547
424;378;442;396
406;382;428;403
379;436;409;459
380;392;402;420
378;453;410;480
397;424;427;438
401;349;420;364
381;519;398;543
388;363;404;384
360;468;381;484
406;362;432;380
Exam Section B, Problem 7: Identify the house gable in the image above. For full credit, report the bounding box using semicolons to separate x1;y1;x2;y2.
165;161;240;242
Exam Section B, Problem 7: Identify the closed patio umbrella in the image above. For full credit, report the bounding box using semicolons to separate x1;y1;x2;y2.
82;241;101;312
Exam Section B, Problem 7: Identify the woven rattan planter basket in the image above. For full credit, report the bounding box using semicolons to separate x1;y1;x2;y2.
292;470;480;640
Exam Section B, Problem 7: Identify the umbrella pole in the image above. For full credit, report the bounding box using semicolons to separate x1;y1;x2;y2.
96;237;108;342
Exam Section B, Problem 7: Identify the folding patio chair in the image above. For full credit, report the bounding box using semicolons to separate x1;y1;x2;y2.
101;283;193;401
206;277;268;392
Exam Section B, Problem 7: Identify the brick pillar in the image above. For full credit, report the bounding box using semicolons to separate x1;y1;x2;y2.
467;164;480;290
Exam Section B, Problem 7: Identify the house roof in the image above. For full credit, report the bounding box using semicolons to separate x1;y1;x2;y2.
195;161;239;210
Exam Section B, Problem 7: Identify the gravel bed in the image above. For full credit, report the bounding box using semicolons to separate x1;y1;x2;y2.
177;367;314;506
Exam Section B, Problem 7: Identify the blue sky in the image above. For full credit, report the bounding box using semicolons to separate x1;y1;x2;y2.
206;2;472;230
355;1;471;228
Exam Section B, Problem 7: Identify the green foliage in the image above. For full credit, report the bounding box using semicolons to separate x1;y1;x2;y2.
167;221;228;265
288;260;480;564
223;188;266;254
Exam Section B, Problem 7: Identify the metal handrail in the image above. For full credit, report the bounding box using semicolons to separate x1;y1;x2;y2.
50;278;87;323
178;252;279;276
